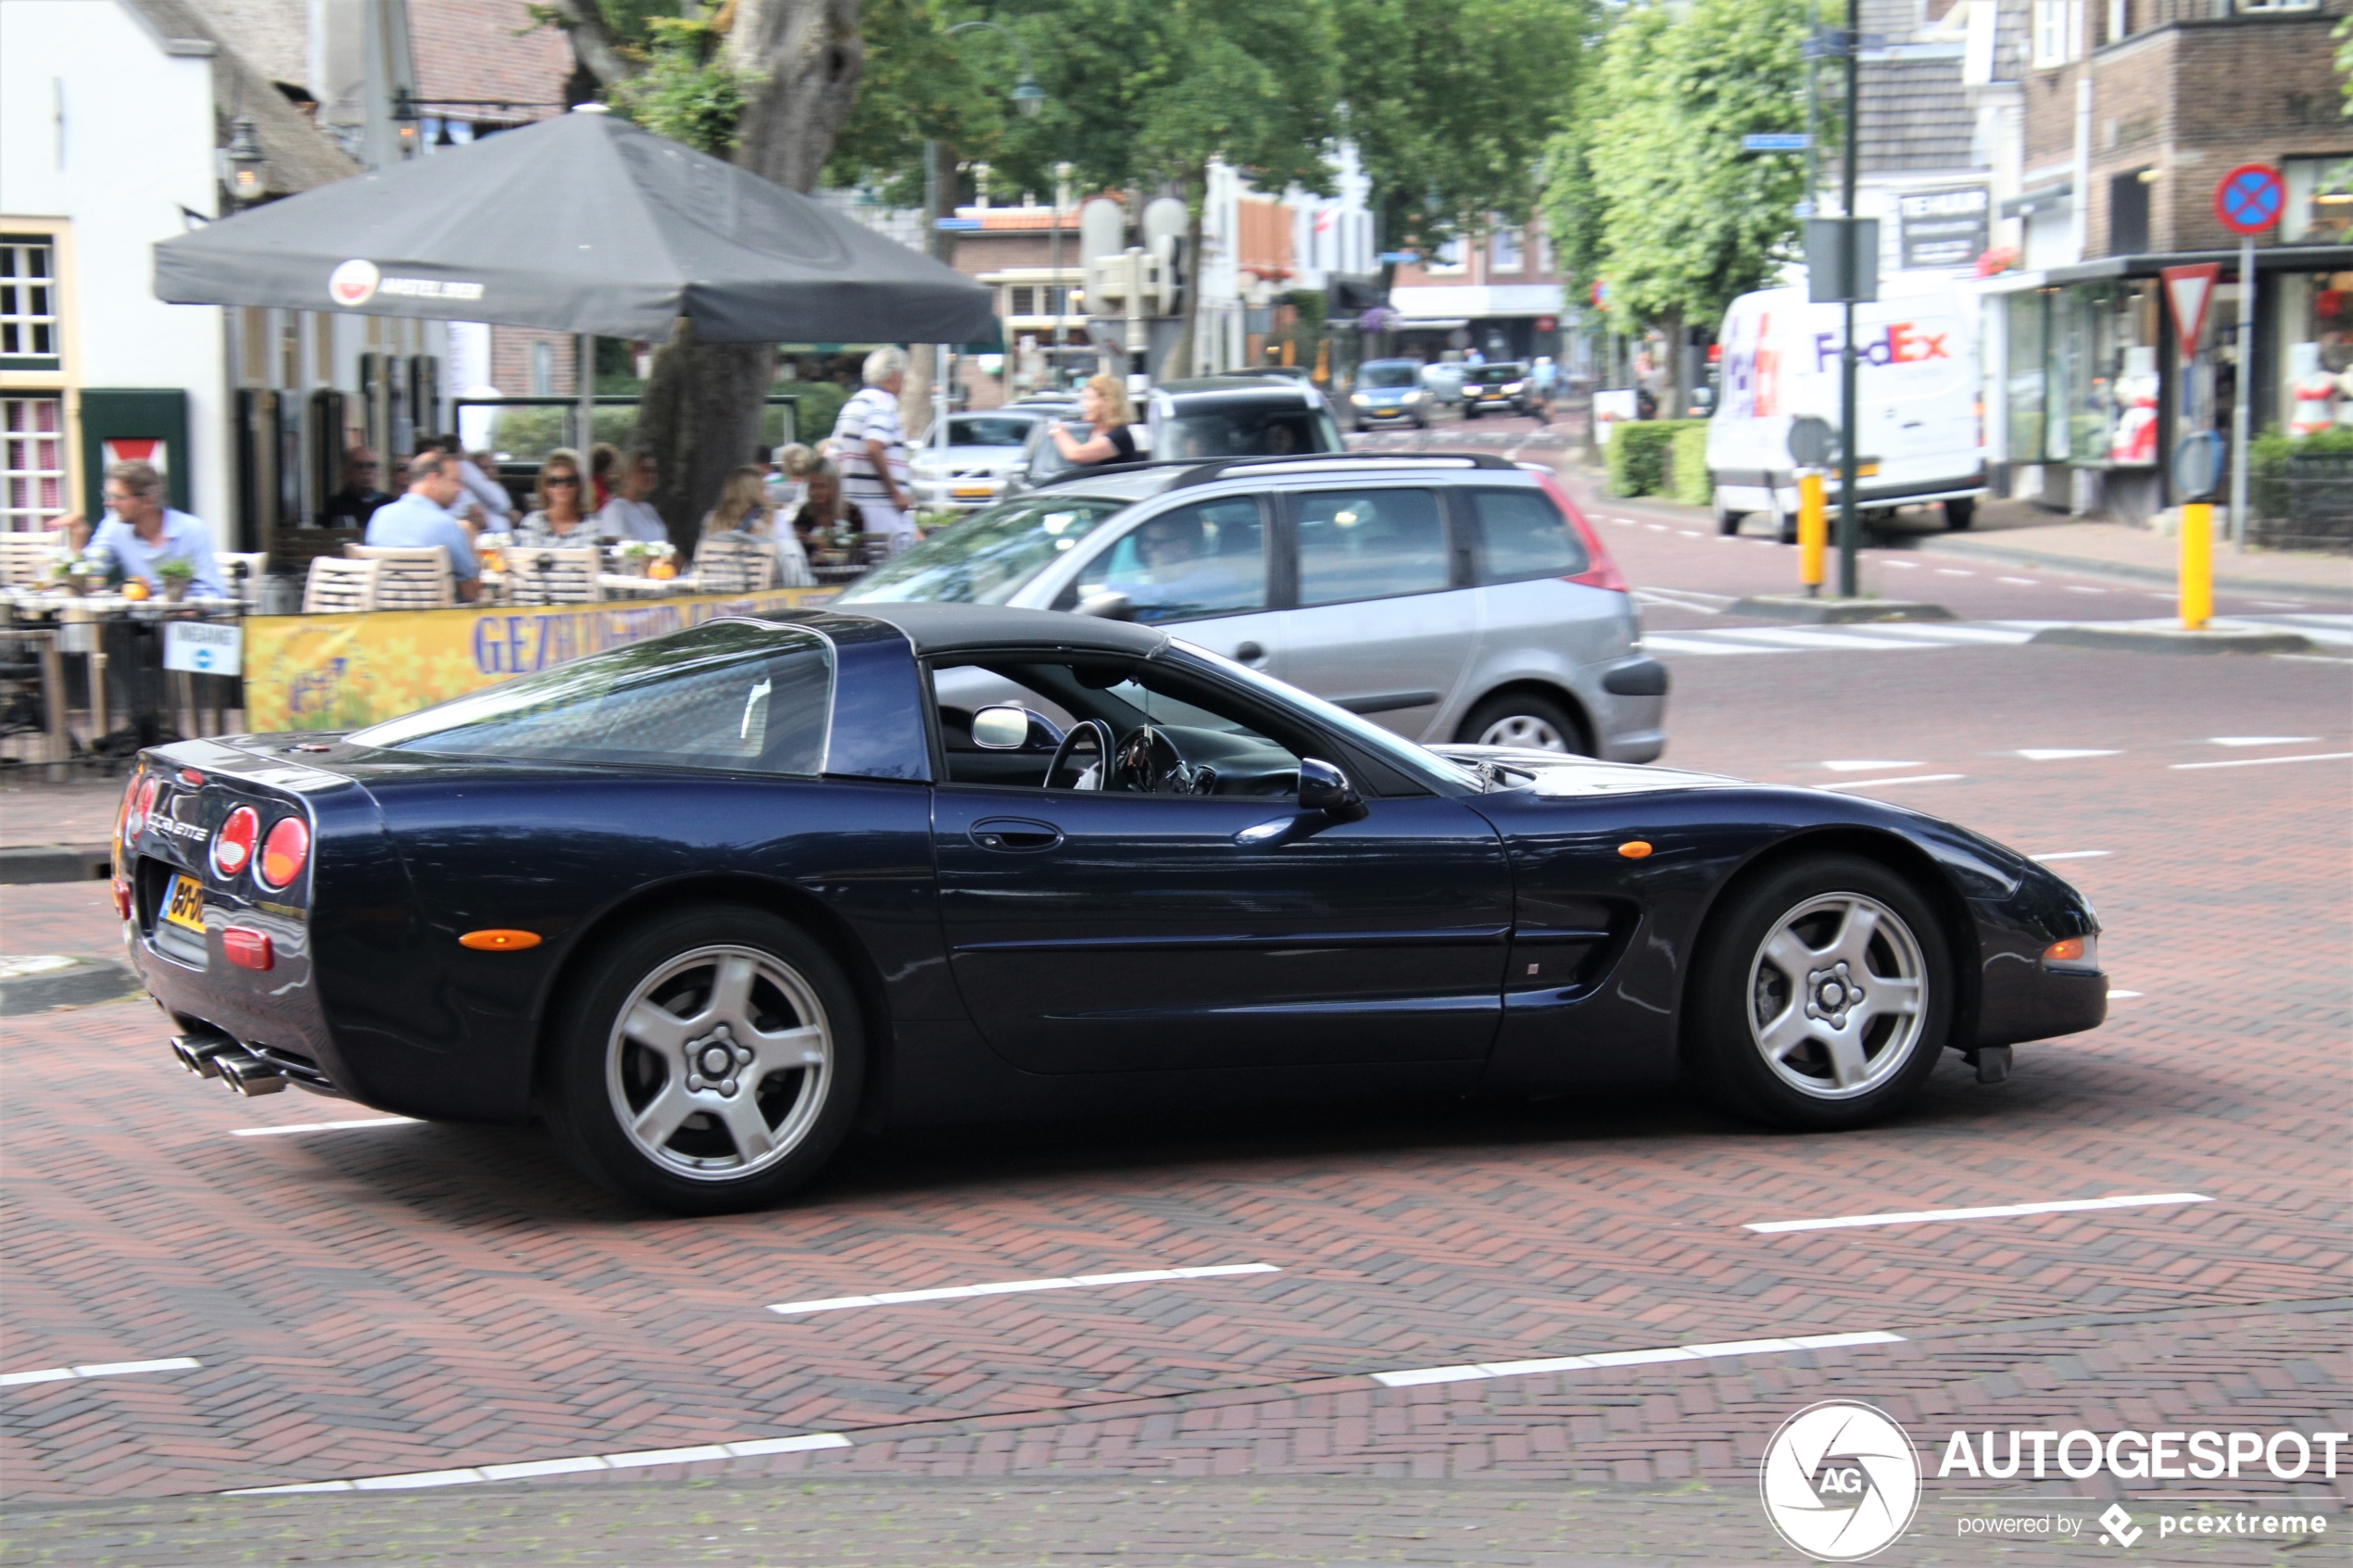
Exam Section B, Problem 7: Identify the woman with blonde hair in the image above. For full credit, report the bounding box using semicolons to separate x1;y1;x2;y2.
512;448;594;544
1047;373;1139;466
701;463;814;586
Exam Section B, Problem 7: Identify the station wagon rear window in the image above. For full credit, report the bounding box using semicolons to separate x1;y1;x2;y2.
1467;488;1588;583
350;622;834;774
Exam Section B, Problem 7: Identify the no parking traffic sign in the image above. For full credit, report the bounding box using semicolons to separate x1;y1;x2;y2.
2213;164;2284;236
163;621;243;677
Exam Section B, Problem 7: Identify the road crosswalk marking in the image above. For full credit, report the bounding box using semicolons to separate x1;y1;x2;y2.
1642;615;2351;658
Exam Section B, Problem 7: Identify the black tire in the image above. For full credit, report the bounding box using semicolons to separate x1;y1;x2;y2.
1465;405;1481;420
1686;854;1952;1132
1455;690;1589;755
1944;496;1976;531
546;906;863;1214
1774;500;1799;546
1714;494;1746;536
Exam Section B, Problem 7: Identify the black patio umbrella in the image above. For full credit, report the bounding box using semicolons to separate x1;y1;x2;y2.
153;106;994;345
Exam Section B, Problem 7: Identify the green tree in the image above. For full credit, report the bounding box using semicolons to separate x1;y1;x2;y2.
1542;0;1824;415
1336;0;1592;284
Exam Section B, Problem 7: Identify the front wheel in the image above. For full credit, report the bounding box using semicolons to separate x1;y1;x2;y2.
1687;855;1952;1131
546;907;862;1213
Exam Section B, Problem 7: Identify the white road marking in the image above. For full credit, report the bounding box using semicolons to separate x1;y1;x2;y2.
1820;774;1965;791
1997;576;2039;586
1644;523;1670;532
1676;529;1703;538
1;1357;201;1389
2108;990;2145;999
2253;601;2308;609
1642;621;2039;658
1373;1330;1904;1389
227;1433;852;1494
2208;735;2321;746
2031;850;2111;861
232;1117;419;1137
1881;558;1919;569
2170;752;2353;771
769;1262;1281;1316
1744;1193;2210;1236
2065;585;2108;595
1820;760;1921;771
1936;569;1976;577
2017;748;2120;761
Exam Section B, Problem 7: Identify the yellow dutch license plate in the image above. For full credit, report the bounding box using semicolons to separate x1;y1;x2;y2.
1856;462;1881;477
952;485;993;498
163;873;207;933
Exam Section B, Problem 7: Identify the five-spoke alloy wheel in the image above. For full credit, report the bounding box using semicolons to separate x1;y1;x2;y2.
1689;854;1951;1129
549;908;862;1212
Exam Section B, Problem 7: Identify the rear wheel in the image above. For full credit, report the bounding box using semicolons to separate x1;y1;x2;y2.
1773;497;1799;546
1687;855;1951;1131
1944;496;1976;531
1457;691;1588;755
546;907;862;1213
1713;487;1747;536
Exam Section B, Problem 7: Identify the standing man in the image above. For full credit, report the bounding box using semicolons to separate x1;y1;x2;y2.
84;460;226;596
832;346;914;550
366;448;482;600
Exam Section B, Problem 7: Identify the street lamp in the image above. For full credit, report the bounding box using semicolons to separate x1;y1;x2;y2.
1012;74;1045;119
225;115;266;207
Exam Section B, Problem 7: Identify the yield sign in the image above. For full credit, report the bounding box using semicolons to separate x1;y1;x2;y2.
2160;262;2221;358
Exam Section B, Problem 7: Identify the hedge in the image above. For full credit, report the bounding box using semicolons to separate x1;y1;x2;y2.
1604;419;1712;504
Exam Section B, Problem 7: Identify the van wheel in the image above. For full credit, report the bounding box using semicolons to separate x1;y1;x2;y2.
1458;692;1588;755
1713;489;1747;536
1773;500;1799;546
1944;497;1975;531
546;907;863;1214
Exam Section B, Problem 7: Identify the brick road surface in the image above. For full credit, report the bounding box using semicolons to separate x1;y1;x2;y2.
1;530;2346;1561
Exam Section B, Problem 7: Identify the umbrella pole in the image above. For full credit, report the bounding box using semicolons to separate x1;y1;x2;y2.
577;332;596;457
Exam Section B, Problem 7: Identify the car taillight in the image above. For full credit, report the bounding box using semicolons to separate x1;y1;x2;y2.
211;806;259;878
125;775;157;836
1531;469;1629;594
221;927;274;972
256;816;309;890
112;879;132;921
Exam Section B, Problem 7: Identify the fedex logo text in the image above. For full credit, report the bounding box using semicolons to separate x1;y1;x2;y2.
1815;321;1950;373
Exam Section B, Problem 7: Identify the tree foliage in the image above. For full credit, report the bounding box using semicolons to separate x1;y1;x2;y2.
1336;0;1592;267
608;15;760;155
1541;0;1824;335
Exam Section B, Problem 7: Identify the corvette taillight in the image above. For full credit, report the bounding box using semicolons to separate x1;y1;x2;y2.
125;775;157;836
211;806;259;878
257;816;310;890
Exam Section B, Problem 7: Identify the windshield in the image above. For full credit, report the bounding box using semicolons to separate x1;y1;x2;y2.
1167;640;1466;795
350;621;834;773
837;494;1130;604
928;414;1036;447
1468;366;1526;385
1358;362;1418;389
1158;399;1342;461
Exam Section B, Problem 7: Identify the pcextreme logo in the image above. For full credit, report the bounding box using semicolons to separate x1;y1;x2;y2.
1760;1400;1922;1562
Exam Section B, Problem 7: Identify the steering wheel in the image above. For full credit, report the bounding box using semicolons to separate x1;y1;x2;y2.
1044;719;1116;789
1113;724;1215;795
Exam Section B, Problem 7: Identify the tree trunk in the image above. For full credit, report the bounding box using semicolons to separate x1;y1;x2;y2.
1160;167;1209;382
628;0;866;545
1658;307;1685;425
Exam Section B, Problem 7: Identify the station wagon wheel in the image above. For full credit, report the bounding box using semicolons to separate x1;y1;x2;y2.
1457;692;1587;756
1687;854;1952;1131
547;909;862;1213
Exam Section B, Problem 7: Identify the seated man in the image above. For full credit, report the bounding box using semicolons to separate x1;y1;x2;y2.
84;459;226;597
365;449;481;600
318;447;392;528
1102;508;1255;624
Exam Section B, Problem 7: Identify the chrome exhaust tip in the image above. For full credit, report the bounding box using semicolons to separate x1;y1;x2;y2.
217;1051;287;1096
170;1032;238;1080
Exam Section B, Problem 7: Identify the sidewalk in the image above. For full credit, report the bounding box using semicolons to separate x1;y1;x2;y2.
1919;499;2353;600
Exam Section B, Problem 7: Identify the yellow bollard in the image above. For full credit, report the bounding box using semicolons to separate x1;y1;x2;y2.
1797;470;1828;595
2179;501;2212;632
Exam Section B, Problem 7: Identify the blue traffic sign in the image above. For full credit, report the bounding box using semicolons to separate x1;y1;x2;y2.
1743;133;1811;152
2213;164;2284;236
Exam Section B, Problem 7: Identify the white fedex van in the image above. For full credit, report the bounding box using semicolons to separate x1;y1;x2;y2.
1706;274;1985;541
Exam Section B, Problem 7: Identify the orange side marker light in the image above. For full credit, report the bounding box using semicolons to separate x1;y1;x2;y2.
459;929;543;952
1618;841;1654;859
2043;937;2085;963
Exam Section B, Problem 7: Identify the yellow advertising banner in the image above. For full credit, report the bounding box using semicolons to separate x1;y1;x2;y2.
243;587;838;732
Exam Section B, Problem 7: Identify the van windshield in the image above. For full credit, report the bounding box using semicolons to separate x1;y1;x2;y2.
1358;362;1418;389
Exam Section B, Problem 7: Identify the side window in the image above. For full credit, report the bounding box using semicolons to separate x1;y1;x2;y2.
1293;488;1448;607
1469;487;1588;583
1076;497;1267;624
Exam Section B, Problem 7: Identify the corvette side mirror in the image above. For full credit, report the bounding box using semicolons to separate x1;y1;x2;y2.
1297;758;1367;822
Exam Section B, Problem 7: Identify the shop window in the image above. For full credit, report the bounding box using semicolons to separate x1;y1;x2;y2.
2273;270;2353;441
2005;292;2047;465
0;237;59;370
2282;157;2353;246
1;397;69;533
1424;239;1466;277
2109;172;2150;257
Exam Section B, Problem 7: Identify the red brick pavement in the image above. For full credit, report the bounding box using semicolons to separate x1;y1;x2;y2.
1;643;2346;1559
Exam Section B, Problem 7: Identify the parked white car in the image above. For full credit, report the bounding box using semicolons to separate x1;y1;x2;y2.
1707;274;1985;541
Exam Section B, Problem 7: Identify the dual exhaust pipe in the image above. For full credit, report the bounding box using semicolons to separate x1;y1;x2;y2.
170;1031;286;1096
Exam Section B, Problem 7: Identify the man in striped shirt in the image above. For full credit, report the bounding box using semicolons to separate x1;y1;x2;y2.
830;346;913;549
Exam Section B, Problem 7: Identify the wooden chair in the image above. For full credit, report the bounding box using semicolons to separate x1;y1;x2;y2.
346;544;456;609
302;557;380;614
0;530;63;587
504;546;604;605
216;551;269;608
692;533;778;594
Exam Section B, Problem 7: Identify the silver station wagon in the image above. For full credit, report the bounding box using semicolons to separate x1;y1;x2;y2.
837;453;1667;760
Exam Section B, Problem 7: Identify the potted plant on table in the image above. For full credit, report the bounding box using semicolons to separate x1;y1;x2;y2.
156;558;196;603
614;540;651;576
56;558;106;597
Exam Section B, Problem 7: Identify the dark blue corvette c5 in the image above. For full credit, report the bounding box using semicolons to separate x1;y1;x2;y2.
118;605;2105;1212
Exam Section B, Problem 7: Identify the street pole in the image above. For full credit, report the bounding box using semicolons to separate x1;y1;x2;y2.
1838;19;1861;599
2230;235;2254;552
1050;161;1072;390
1802;0;1818;217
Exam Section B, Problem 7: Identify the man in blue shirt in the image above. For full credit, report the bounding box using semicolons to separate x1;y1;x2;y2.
365;449;481;600
84;460;227;597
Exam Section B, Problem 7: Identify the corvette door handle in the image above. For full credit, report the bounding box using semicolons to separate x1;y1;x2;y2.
970;817;1063;852
1232;641;1266;666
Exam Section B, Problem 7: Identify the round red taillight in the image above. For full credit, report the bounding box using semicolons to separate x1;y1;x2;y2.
126;776;158;836
211;806;259;878
257;816;310;890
